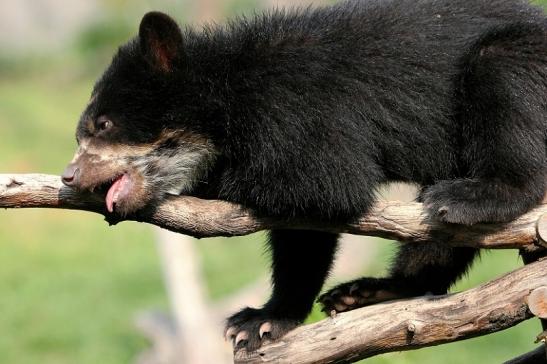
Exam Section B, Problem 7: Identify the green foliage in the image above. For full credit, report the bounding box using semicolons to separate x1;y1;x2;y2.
223;0;262;17
73;18;134;74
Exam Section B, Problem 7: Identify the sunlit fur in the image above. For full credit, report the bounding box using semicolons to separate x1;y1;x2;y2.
67;131;215;215
65;0;547;352
130;132;216;197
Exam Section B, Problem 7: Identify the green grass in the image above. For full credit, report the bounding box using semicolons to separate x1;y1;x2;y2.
0;211;160;364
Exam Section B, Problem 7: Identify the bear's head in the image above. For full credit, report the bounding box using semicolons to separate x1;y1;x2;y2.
61;12;218;215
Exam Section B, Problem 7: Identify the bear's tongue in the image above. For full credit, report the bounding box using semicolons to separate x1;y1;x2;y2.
106;174;128;213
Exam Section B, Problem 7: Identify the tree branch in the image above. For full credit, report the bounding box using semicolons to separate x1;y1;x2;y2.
232;259;547;364
1;174;546;249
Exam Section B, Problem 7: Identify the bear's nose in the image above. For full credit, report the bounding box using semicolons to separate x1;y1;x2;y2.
61;164;80;186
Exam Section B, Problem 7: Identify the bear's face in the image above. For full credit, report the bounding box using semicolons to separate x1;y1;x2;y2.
61;12;217;215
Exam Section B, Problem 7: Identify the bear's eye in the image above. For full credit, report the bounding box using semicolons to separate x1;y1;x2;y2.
96;116;113;132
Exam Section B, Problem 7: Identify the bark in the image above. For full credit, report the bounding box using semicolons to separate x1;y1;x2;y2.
1;173;546;249
233;260;547;364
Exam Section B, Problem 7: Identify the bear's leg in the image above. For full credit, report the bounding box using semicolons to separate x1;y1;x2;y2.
319;244;478;314
424;23;546;225
226;230;338;351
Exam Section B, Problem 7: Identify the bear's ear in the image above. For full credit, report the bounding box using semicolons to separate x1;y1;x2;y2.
139;12;183;73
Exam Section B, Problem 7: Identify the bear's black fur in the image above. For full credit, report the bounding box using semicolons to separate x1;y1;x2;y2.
64;0;547;352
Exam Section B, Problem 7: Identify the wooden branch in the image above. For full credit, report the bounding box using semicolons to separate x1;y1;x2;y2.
1;173;546;249
232;259;547;364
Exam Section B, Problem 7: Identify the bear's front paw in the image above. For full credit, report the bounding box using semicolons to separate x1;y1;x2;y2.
225;307;299;352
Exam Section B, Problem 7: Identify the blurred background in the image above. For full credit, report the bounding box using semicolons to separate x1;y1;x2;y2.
0;0;546;363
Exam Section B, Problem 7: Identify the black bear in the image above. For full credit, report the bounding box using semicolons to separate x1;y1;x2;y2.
62;0;547;352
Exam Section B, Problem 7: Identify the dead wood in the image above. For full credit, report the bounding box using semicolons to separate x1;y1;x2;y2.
1;174;546;249
234;259;547;364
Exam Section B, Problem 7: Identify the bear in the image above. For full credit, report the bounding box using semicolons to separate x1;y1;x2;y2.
61;0;547;352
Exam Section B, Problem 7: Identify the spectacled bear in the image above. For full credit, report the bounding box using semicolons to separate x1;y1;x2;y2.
61;0;547;352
